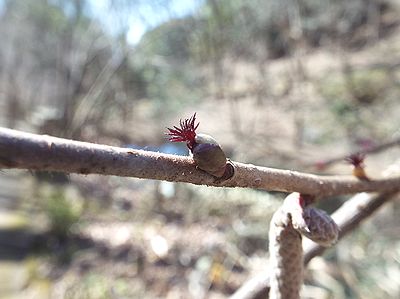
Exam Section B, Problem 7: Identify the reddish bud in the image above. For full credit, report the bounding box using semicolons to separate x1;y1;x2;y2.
345;152;365;168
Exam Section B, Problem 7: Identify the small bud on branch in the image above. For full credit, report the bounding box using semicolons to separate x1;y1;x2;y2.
167;113;233;179
345;152;370;181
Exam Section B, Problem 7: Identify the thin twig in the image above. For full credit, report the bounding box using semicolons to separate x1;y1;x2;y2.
1;128;400;197
311;137;400;170
229;191;399;299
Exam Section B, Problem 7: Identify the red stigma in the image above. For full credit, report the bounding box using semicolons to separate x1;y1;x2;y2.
166;113;199;151
345;152;365;167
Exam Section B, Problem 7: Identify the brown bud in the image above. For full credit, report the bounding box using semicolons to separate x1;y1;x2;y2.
192;134;228;178
352;166;370;181
299;207;339;247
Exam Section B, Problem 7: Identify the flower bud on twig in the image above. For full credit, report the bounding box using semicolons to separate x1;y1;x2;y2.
166;113;233;179
345;152;370;181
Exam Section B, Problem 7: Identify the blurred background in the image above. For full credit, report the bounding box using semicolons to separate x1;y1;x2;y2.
0;0;400;298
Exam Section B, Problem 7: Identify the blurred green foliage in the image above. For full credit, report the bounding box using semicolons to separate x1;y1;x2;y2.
1;0;396;139
321;69;390;106
318;68;395;139
175;0;394;61
138;19;193;61
63;272;144;299
42;188;82;237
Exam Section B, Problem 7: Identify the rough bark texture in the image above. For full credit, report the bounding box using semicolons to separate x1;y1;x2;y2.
1;128;400;197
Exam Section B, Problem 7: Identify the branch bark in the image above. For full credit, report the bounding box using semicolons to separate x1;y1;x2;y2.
229;191;399;299
1;128;400;197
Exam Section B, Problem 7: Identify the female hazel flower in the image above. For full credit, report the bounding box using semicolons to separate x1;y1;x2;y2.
345;152;370;181
167;113;229;178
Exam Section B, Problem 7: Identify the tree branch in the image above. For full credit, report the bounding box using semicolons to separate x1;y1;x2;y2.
311;137;400;170
1;128;400;197
229;191;399;299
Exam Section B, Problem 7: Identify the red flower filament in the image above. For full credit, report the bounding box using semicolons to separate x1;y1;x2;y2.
345;152;365;168
166;113;199;151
